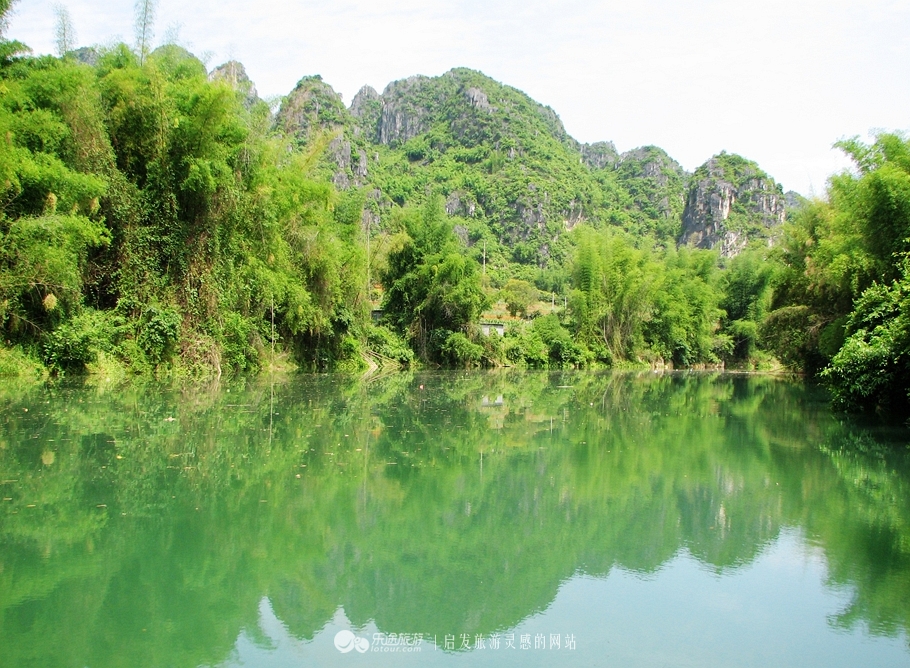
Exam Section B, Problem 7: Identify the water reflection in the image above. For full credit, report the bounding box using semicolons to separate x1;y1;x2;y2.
0;371;909;667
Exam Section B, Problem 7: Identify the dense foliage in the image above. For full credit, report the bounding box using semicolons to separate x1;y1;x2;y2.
380;196;487;363
0;25;372;375
764;133;910;415
2;2;910;417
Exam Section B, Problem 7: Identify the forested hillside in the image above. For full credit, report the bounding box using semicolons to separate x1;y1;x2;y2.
1;2;908;417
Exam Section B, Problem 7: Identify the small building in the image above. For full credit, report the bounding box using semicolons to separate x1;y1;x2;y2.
480;321;505;337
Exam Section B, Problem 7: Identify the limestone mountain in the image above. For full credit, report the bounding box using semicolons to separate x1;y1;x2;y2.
275;74;349;142
679;153;787;257
579;141;619;170
264;65;793;269
209;60;260;109
614;146;688;239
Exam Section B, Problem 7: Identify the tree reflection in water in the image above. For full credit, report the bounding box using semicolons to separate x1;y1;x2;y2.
0;371;908;667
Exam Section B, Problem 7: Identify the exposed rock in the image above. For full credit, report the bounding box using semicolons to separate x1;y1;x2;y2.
362;207;379;233
580;141;619;170
361;189;384;233
350;85;380;116
209;60;259;108
784;190;807;211
273;65;794;263
349;85;382;140
515;198;546;227
354;149;369;178
445;190;478;217
448;82;499;144
277;76;364;187
620;146;683;182
679;153;786;257
330;138;351;166
464;87;494;112
562;198;585;229
617;146;688;223
377;76;434;146
535;104;572;146
70;46;99;67
453;224;470;246
276;75;349;142
330;137;352;189
325;136;370;189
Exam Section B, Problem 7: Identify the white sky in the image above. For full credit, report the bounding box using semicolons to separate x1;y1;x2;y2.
8;0;910;196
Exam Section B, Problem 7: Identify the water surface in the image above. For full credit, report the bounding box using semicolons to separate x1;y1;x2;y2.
1;371;909;667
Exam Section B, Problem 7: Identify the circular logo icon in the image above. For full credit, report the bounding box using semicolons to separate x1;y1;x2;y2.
334;630;357;653
334;630;370;654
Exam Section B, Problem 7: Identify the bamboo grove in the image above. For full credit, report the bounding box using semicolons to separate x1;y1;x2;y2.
1;3;908;417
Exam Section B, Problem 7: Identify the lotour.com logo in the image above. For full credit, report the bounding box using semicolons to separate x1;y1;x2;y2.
334;630;370;654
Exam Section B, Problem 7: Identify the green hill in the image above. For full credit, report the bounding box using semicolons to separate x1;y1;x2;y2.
272;67;791;278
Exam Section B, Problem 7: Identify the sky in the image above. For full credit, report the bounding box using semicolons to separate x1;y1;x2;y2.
7;0;910;196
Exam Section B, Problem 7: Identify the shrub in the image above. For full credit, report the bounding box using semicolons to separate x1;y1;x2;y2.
138;306;181;366
220;312;260;374
441;332;483;368
42;309;126;372
0;346;46;378
366;324;414;364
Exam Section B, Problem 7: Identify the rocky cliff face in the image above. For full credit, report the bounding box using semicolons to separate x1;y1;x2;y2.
580;141;619;170
349;85;382;139
344;68;596;258
616;146;688;225
209;60;259;109
275;75;349;142
351;68;575;152
374;75;435;146
71;46;100;67
275;75;371;187
679;153;786;257
784;190;807;211
326;138;370;189
445;190;478;217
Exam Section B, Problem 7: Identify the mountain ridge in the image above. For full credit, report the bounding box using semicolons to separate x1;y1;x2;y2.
259;65;800;266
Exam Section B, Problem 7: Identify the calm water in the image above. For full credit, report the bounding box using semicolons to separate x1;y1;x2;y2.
1;371;909;667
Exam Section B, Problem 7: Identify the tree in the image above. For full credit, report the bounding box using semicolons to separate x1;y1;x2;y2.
0;0;30;64
822;259;910;414
381;197;487;362
500;279;537;318
134;0;156;65
717;248;776;364
0;0;16;36
763;132;910;378
53;4;76;57
569;226;656;362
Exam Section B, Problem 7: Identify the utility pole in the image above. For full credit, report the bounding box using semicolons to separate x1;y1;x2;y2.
482;240;486;277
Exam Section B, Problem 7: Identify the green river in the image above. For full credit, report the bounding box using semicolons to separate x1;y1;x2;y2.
1;371;909;667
